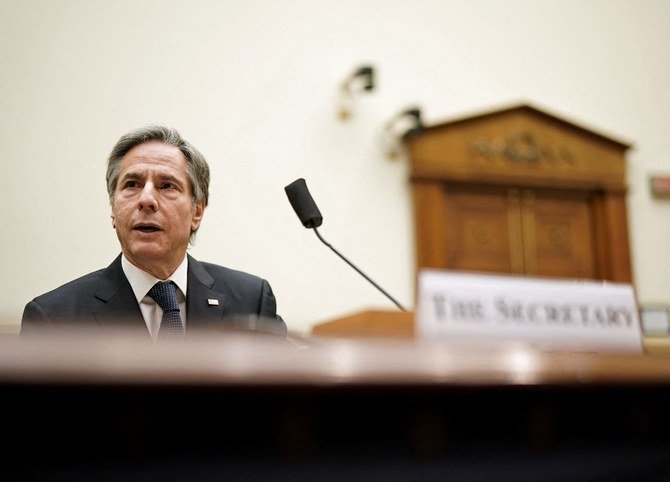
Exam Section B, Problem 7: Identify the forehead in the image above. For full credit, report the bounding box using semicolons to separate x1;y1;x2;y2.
119;141;188;176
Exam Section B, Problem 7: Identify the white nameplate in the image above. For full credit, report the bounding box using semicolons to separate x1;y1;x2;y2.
417;269;643;354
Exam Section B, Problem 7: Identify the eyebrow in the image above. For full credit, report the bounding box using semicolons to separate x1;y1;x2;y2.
120;171;142;182
120;171;184;185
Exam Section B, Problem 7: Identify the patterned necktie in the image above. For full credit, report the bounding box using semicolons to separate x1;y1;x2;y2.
148;281;184;340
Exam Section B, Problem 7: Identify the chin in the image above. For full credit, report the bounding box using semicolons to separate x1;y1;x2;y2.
128;243;167;260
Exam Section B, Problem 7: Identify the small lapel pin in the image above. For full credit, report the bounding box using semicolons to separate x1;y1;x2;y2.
208;299;219;306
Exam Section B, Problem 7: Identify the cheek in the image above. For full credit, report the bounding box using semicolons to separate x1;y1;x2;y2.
111;204;131;226
111;207;123;222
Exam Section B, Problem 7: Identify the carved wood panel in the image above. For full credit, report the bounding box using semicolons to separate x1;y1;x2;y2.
443;185;514;273
528;190;597;278
430;184;598;279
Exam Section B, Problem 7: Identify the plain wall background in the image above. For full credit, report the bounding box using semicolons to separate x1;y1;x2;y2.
1;0;669;334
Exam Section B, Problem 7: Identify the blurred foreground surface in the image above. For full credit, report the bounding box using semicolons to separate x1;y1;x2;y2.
2;329;670;480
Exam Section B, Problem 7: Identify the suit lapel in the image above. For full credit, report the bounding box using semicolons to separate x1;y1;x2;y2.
186;255;227;330
92;255;149;336
90;254;227;335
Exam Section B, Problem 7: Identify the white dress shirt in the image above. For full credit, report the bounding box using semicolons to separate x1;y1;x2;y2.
121;255;188;341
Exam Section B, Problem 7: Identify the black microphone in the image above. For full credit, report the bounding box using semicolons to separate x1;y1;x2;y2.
284;178;406;312
284;178;323;228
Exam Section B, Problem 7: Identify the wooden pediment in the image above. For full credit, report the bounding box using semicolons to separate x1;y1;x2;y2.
407;104;631;193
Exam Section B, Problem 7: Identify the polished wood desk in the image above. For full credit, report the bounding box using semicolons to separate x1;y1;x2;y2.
3;331;670;480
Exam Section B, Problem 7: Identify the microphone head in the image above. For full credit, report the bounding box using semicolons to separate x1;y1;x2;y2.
284;178;323;228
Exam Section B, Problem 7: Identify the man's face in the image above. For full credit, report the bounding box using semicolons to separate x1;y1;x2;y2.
111;141;205;278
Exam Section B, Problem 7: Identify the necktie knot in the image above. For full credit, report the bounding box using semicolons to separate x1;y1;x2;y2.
148;281;180;312
148;281;184;339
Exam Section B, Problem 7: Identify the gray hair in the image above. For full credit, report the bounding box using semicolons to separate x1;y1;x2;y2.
106;125;210;240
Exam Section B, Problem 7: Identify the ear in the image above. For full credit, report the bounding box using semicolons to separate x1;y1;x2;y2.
111;213;116;229
191;200;206;231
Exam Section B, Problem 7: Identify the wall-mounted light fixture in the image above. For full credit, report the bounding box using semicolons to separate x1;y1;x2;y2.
337;64;376;121
380;106;424;160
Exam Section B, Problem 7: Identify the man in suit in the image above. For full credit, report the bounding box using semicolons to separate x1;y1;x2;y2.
22;125;285;339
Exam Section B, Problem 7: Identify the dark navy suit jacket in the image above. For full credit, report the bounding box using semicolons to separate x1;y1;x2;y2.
21;254;285;337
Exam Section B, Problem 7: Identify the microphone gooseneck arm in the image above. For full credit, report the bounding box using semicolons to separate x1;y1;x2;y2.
285;177;407;312
312;226;407;312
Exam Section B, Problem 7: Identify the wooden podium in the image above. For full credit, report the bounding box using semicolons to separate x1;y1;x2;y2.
311;309;414;338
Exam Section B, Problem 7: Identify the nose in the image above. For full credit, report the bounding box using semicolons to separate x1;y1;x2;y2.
138;183;158;211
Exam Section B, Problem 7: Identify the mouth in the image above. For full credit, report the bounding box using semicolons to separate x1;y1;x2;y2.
133;224;162;233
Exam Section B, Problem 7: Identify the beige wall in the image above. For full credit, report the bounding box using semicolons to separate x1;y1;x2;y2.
1;0;669;334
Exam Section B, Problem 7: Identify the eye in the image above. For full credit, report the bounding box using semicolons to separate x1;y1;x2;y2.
124;180;140;188
160;182;175;189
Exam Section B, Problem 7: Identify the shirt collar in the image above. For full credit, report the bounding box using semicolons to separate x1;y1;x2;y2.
121;255;189;304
